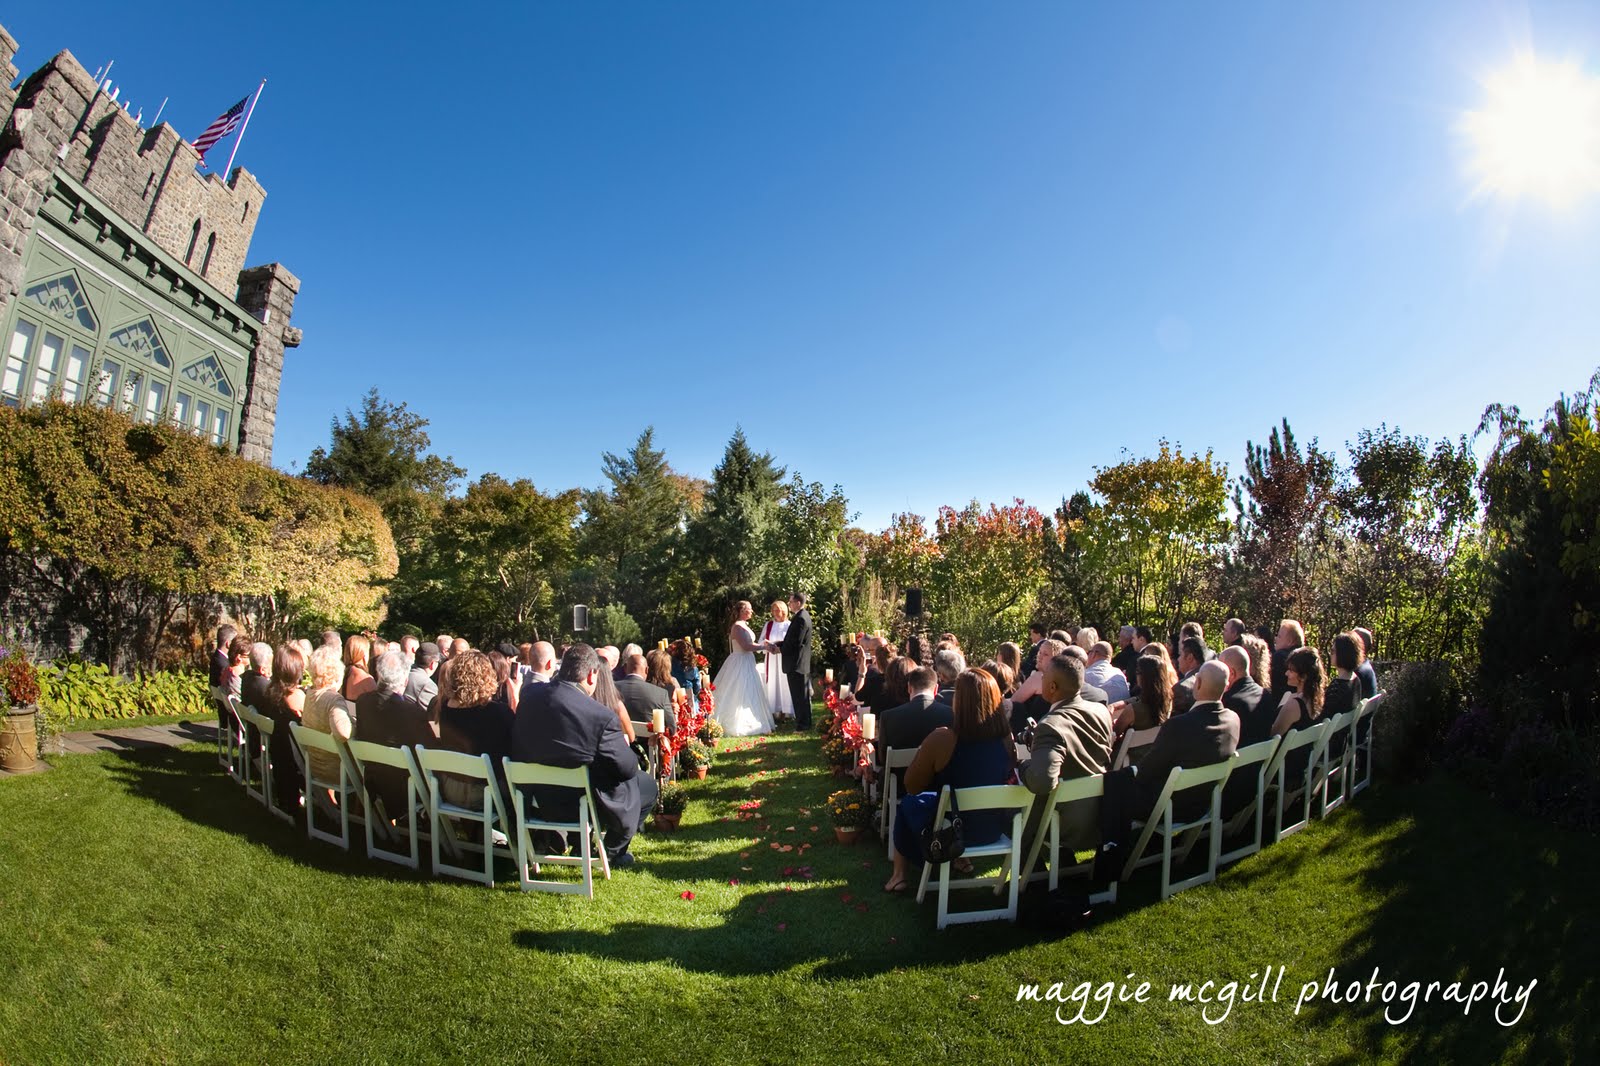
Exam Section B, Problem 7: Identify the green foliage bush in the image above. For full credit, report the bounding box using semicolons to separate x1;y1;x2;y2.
0;401;397;670
36;660;211;722
1372;660;1467;782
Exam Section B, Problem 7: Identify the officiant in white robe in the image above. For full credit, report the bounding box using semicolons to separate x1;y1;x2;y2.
759;601;795;718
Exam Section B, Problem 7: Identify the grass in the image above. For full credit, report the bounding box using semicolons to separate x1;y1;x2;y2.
46;711;205;734
0;731;1593;1064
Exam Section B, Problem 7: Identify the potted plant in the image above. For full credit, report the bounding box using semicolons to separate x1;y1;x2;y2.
653;781;688;831
0;646;43;774
822;735;855;776
682;737;714;780
695;717;724;748
826;788;872;845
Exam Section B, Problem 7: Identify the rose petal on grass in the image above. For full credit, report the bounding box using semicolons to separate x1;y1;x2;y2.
855;903;869;913
679;891;695;900
776;923;787;932
728;879;741;886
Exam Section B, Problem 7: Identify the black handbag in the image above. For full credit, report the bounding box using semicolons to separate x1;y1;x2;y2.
920;789;966;864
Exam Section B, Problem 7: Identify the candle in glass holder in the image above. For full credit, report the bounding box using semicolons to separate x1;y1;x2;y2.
651;708;665;733
861;713;877;741
824;668;834;683
694;637;702;650
840;684;852;700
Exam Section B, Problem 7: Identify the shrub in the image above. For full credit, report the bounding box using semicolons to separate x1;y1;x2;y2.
825;789;873;829
656;780;688;816
37;660;210;721
1372;660;1466;781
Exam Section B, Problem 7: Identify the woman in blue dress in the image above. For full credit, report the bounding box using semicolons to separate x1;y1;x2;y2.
884;668;1018;893
670;639;702;702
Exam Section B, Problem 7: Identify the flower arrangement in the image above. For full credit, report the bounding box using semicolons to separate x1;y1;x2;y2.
825;789;873;829
696;717;724;746
0;647;41;707
656;780;689;816
682;737;714;773
822;735;855;772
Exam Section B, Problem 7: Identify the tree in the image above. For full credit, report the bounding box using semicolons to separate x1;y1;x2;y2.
1037;490;1118;629
1085;442;1230;632
687;428;785;651
304;388;464;560
929;500;1049;652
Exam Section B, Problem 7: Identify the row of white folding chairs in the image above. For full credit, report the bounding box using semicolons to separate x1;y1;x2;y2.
913;693;1385;927
219;696;612;897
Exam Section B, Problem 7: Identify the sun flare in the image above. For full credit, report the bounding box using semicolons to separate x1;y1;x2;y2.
1461;52;1600;209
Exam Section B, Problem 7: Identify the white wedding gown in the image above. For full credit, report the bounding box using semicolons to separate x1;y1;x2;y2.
713;622;775;736
759;618;794;717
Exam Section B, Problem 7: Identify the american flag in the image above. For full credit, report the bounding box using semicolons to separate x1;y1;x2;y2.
192;96;248;161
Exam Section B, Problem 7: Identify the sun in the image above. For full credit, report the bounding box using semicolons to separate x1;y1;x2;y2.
1460;52;1600;209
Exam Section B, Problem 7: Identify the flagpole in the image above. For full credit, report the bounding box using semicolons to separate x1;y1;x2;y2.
222;79;266;179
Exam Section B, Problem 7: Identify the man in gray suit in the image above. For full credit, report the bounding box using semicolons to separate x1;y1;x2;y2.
1021;653;1114;852
404;641;440;709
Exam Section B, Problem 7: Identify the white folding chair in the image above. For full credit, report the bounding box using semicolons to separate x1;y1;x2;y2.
211;686;234;772
914;784;1036;929
223;695;253;790
1112;726;1161;771
288;722;362;851
1267;721;1328;841
1218;737;1282;867
1315;708;1359;816
415;746;511;886
500;758;611;897
230;697;266;805
1121;760;1235;900
880;746;918;859
1017;776;1117;905
240;708;295;824
1350;692;1385;797
347;739;426;870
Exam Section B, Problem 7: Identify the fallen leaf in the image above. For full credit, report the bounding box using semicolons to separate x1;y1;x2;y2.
679;891;695;900
776;923;787;931
728;878;741;886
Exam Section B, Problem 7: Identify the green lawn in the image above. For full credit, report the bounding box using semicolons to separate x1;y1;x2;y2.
0;733;1592;1064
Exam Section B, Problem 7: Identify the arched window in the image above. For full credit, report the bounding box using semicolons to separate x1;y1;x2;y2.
98;318;172;423
200;233;216;278
2;272;99;406
175;353;235;445
185;219;201;266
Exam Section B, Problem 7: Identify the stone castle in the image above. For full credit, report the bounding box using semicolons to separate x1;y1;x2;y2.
0;20;298;463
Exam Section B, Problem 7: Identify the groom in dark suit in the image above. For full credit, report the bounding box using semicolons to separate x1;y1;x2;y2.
780;592;814;730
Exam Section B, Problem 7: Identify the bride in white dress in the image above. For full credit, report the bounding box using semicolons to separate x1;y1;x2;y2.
713;600;776;737
758;599;795;719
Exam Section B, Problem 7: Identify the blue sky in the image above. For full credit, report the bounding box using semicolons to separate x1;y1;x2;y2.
9;2;1600;530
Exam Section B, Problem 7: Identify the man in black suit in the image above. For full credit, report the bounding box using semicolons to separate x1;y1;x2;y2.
615;652;676;736
239;642;273;713
1132;661;1239;820
1270;619;1304;700
1222;618;1246;648
209;624;236;689
1172;637;1206;714
878;667;950;769
1111;625;1140;682
1219;646;1272;745
1018;623;1048;682
511;644;656;867
354;650;437;821
780;593;813;730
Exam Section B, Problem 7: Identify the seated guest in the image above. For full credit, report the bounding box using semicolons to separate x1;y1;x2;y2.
489;648;521;712
883;669;1017;893
1270;646;1324;738
1049;629;1071;645
879;666;952;781
874;657;916;715
510;644;657;868
1018;623;1047;681
371;637;389;663
616;652;676;736
399;634;419;668
904;633;934;670
1020;653;1114;852
1353;627;1378;698
1240;634;1272;692
1220;645;1272;744
1222;618;1246;648
1180;621;1215;661
1010;638;1064;706
996;642;1024;685
846;644;882;707
978;658;1015;698
597;645;621;676
320;629;342;650
1271;619;1305;700
1323;633;1365;762
526;641;558;686
223;635;251;699
1172;637;1206;714
1111;626;1140;681
1132;625;1156;654
931;647;965;705
1112;654;1176;736
1074;626;1099;652
301;645;355;787
1131;661;1239;820
1084;641;1131;703
355;650;437;819
342;635;377;703
405;642;441;710
262;643;307;807
645;648;680;695
670;640;702;700
210;624;236;690
240;642;274;713
591;664;636;742
1059;645;1109;704
438;650;516;805
614;643;643;682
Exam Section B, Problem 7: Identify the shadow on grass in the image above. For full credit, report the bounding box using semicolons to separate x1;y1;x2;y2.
1308;776;1598;1064
100;743;434;884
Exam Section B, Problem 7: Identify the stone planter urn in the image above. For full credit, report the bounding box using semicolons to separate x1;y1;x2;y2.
1;704;40;773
